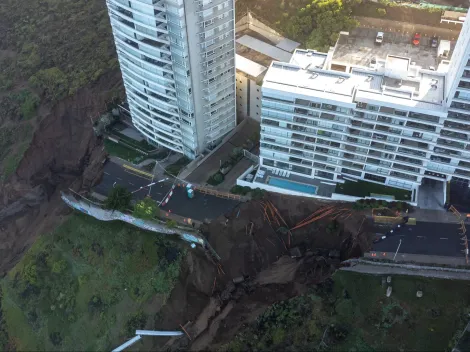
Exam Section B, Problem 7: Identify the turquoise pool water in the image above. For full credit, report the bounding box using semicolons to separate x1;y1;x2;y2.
268;177;318;194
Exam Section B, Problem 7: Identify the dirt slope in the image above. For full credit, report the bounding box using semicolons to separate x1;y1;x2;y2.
0;71;122;276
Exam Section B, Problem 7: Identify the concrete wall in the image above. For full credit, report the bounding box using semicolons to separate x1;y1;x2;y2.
240;12;284;45
236;73;262;122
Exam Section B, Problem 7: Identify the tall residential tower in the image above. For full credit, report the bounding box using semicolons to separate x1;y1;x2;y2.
106;0;237;159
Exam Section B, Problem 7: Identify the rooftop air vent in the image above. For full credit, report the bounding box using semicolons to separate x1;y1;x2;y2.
310;73;319;79
336;77;346;84
366;75;374;82
307;52;313;57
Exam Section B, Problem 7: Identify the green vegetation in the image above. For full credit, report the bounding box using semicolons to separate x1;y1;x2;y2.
133;197;159;220
2;142;30;179
104;139;145;163
165;156;190;176
110;130;156;153
251;188;267;200
0;123;34;178
104;185;132;212
1;214;183;351
230;185;252;195
278;0;359;51
351;0;443;26
0;0;117;101
207;172;225;186
224;271;470;352
335;180;412;201
353;198;412;212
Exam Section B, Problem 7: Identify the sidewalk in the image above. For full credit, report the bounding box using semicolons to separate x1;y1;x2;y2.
356;16;460;40
341;263;470;280
412;207;462;224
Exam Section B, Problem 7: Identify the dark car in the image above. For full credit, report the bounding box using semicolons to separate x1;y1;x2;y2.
412;33;421;46
431;36;438;48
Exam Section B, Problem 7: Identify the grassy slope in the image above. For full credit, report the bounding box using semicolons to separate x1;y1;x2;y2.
224;271;470;351
0;0;118;177
1;214;183;351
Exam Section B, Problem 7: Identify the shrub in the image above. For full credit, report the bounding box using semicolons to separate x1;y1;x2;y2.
133;197;159;220
207;172;224;186
29;67;68;102
105;185;132;211
166;219;177;228
230;185;243;194
251;188;266;200
377;8;386;16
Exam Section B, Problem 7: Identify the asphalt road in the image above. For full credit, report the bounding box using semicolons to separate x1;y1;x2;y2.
94;161;240;221
372;222;463;257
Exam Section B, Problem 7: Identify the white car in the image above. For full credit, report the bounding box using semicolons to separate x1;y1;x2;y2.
375;32;384;45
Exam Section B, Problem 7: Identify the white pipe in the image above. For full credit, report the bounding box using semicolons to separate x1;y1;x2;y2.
112;335;142;352
135;330;183;336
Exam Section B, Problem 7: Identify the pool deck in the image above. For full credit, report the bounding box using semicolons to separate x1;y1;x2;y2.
255;168;336;197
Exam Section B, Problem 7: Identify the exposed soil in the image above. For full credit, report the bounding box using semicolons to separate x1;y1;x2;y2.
0;70;123;276
140;194;374;351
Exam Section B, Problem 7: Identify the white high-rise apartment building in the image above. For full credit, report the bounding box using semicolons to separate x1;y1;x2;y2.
106;0;236;159
259;12;470;191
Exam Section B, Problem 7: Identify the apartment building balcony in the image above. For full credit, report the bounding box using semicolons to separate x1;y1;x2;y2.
395;155;423;166
447;111;470;123
351;120;374;130
343;153;366;162
400;139;430;151
444;120;470;132
440;129;470;141
437;138;465;149
194;0;229;11
390;171;418;182
349;128;372;138
375;124;402;135
405;121;437;133
434;146;461;157
366;157;392;167
455;169;470;177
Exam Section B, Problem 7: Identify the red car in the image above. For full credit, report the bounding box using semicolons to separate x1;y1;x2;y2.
412;33;421;46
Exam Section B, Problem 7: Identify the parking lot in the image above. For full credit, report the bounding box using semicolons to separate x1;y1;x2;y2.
333;27;455;70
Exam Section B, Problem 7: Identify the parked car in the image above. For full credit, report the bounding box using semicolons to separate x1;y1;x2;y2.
431;36;438;48
375;31;384;45
412;33;421;46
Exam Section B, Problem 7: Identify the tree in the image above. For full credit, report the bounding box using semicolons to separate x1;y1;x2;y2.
132;197;159;220
105;185;132;212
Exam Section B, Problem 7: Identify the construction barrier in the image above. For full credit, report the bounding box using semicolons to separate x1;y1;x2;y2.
194;186;242;200
122;164;153;178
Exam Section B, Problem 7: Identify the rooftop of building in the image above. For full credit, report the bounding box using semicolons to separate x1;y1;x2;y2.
289;49;328;70
235;27;299;80
263;49;446;112
332;28;451;71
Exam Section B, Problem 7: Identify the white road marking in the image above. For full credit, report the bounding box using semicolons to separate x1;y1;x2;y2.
117;177;122;181
440;237;448;240
129;182;134;186
104;172;110;175
416;236;426;239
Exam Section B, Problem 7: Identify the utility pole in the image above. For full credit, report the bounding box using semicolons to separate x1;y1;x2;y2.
393;239;402;261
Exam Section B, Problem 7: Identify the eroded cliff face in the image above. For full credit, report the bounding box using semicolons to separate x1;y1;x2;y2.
0;71;123;275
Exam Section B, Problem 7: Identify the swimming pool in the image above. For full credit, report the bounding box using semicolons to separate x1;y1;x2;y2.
268;177;318;195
